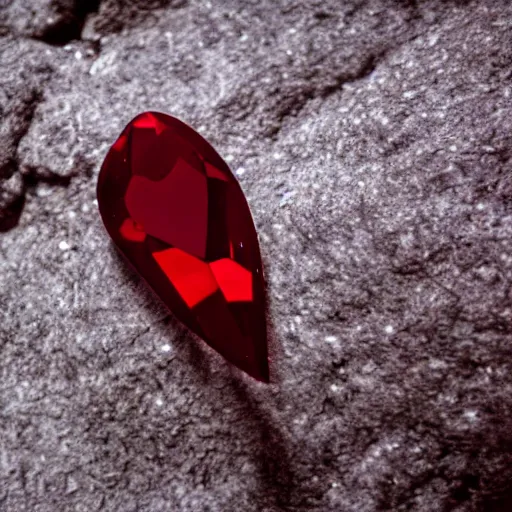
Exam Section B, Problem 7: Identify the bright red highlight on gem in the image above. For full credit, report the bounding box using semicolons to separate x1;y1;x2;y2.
204;162;229;182
132;112;166;134
210;259;253;302
97;112;269;381
112;134;127;152
153;248;218;308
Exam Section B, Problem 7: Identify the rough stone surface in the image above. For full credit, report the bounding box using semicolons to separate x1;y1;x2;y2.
1;1;512;511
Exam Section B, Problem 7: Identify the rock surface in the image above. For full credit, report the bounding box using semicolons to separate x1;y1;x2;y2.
1;0;512;511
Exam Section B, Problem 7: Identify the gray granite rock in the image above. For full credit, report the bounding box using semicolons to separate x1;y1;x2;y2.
1;0;512;511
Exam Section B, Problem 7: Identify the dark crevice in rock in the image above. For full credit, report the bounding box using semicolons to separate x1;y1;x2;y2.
0;171;72;233
326;51;382;95
0;83;72;232
33;0;101;46
0;89;43;181
447;473;480;508
261;26;435;138
263;50;387;138
296;51;380;107
481;486;512;512
22;168;73;189
0;177;25;233
0;89;43;232
87;0;188;37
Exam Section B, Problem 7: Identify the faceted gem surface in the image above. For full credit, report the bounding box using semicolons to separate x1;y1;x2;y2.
97;112;269;381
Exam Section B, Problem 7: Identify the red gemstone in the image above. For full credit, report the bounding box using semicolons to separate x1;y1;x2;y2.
97;112;269;381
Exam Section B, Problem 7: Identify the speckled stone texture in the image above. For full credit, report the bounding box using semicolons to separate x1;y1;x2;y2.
1;1;511;511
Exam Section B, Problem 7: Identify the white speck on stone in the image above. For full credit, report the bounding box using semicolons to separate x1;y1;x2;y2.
36;185;53;197
449;145;457;152
464;409;478;422
273;152;282;160
89;52;117;76
155;398;164;407
362;361;376;374
288;28;297;34
357;180;365;188
93;199;98;207
384;324;394;334
429;358;447;370
476;202;485;211
428;33;439;46
385;442;399;452
75;51;82;60
225;154;234;162
372;446;383;457
66;476;79;494
59;241;70;251
235;167;245;176
81;203;90;213
325;335;337;343
331;482;339;488
279;190;296;207
161;344;171;353
330;384;339;392
239;33;248;42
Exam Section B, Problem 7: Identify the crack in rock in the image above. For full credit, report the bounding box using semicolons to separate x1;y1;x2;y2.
34;0;102;46
0;88;44;231
0;0;101;45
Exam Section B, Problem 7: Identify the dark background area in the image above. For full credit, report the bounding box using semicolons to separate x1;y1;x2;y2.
1;1;512;511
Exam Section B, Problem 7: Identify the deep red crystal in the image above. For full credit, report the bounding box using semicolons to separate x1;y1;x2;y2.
97;112;269;381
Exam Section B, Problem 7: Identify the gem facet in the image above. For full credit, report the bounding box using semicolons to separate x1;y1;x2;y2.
97;112;269;381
